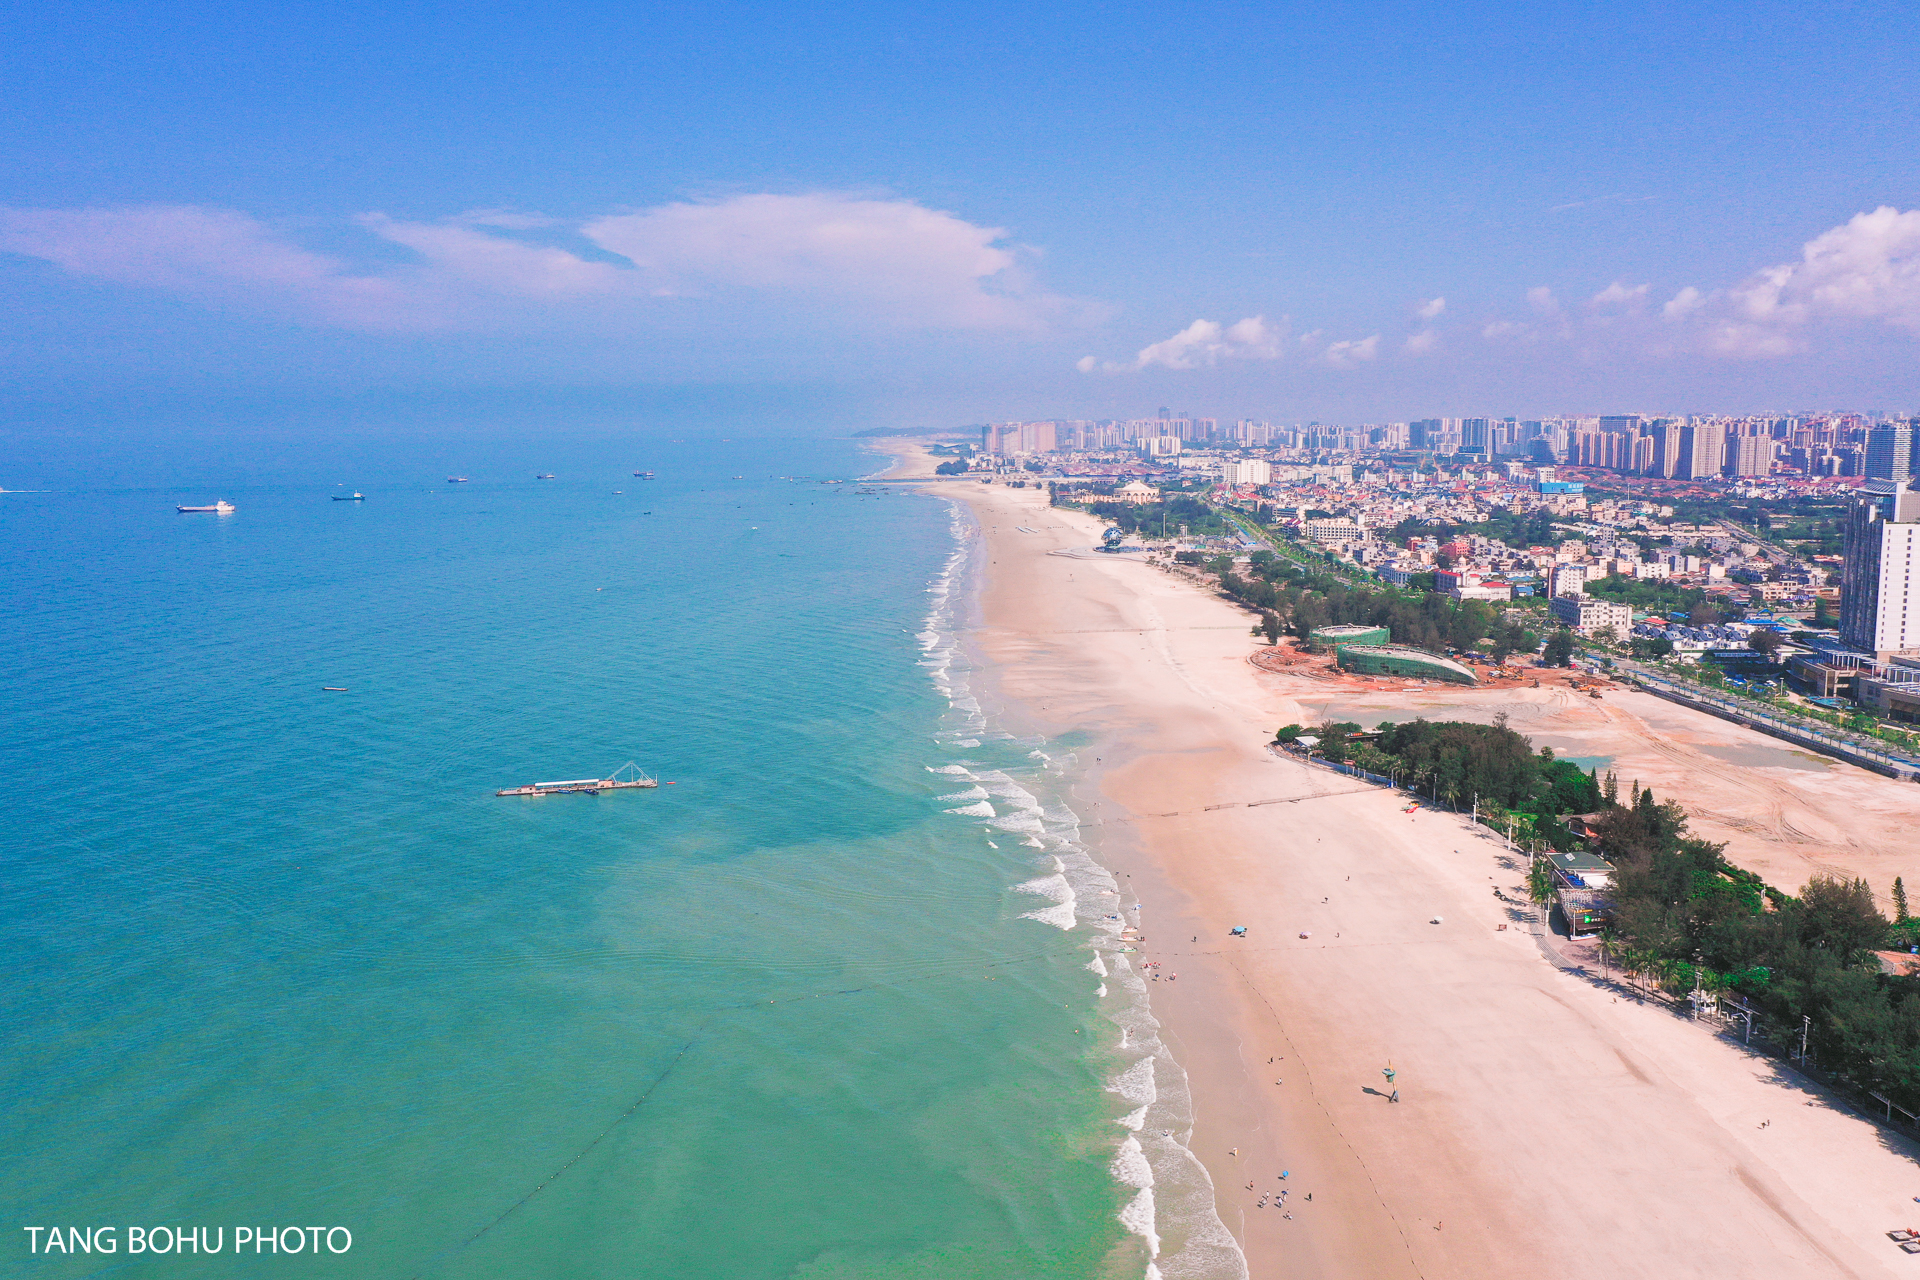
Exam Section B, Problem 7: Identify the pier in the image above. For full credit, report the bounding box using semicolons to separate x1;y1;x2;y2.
496;761;657;796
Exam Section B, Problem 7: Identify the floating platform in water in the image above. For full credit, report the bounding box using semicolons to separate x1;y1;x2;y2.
496;761;657;797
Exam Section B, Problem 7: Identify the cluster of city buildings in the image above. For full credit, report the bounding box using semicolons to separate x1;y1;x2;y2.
968;407;1920;724
981;412;1920;482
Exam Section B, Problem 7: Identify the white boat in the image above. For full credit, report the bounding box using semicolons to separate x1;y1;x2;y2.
177;501;236;513
332;492;365;501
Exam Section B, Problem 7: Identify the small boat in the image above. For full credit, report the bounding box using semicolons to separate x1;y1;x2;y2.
332;492;365;501
323;686;348;692
635;471;655;478
536;473;555;479
177;501;236;513
447;476;469;483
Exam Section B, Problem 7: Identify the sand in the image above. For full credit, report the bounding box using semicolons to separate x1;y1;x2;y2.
872;440;1920;1280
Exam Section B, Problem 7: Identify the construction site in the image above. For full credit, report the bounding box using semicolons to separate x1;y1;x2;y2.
1250;637;1623;698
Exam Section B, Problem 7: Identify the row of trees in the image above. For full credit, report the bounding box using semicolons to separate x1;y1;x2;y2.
1218;554;1548;657
1086;497;1234;538
1592;789;1920;1108
1277;717;1601;846
1286;712;1920;1107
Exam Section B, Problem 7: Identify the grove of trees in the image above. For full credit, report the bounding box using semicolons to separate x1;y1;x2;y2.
1216;553;1539;657
1593;789;1920;1110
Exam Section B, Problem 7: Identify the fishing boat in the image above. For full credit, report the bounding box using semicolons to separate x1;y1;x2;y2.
177;501;236;513
536;473;555;479
634;471;655;478
332;492;365;501
447;476;469;483
496;761;659;797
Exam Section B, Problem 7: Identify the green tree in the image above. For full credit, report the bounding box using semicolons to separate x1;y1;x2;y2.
1528;854;1555;904
1896;876;1910;923
1542;629;1576;667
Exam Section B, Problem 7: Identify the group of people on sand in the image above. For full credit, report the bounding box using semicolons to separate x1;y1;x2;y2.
1142;961;1175;981
1233;1150;1305;1220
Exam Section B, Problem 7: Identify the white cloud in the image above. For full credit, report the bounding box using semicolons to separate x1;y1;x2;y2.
1416;296;1445;319
364;214;630;298
1403;329;1439;355
1727;205;1920;333
1662;286;1704;319
1526;286;1560;315
1591;281;1649;306
0;193;1073;334
1323;335;1379;366
1081;315;1387;372
0;204;434;330
583;194;1058;329
1084;314;1290;372
1646;205;1920;358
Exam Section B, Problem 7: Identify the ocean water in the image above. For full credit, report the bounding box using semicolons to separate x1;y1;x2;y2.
1;437;1241;1279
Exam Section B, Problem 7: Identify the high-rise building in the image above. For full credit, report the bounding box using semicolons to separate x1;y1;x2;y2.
1650;420;1684;477
1727;434;1773;477
1548;564;1589;598
1841;480;1920;657
1865;422;1915;481
1680;422;1726;479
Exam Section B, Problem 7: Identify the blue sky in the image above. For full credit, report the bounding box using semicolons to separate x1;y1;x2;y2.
3;0;1918;439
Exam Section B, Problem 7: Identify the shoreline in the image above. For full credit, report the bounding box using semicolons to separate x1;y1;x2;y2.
870;437;1920;1280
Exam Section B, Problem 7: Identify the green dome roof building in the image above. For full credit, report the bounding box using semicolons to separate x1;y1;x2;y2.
1334;644;1478;684
1307;623;1391;652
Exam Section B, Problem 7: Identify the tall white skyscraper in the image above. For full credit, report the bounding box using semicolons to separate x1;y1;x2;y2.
1841;479;1920;657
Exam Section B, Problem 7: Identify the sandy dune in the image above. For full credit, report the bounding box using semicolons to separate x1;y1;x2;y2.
895;458;1920;1280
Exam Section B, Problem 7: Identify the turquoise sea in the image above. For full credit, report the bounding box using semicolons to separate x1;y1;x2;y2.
1;436;1241;1279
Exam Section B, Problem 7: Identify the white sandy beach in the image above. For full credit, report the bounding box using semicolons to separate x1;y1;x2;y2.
881;441;1920;1279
